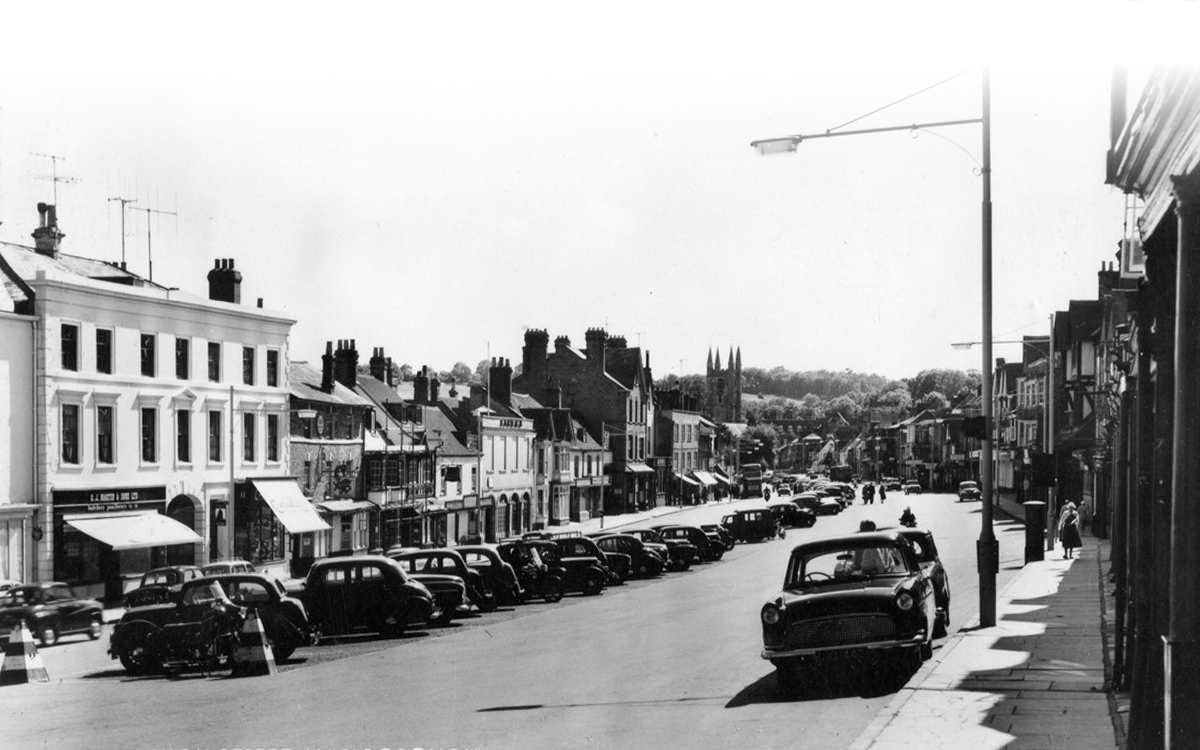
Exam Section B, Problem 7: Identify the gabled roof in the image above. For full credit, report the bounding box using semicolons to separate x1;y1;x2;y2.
419;404;478;458
289;362;372;407
356;374;403;409
604;346;645;391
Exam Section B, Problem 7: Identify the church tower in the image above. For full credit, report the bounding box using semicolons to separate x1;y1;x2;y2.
705;345;743;423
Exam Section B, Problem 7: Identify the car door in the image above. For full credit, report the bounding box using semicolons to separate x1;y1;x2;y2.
313;566;350;635
47;585;81;632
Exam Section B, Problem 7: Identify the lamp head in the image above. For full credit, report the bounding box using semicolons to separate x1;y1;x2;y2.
751;137;801;155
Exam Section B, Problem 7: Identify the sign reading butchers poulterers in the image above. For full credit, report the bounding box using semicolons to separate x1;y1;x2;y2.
53;486;168;513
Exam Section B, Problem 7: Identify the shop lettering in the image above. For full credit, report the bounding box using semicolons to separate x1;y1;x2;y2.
87;502;133;512
89;490;141;504
497;418;522;428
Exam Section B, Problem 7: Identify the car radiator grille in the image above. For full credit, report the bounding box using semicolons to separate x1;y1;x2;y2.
787;615;897;648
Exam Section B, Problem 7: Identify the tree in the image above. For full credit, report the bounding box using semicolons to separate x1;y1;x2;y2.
475;359;490;384
914;390;950;414
396;363;414;381
451;361;475;385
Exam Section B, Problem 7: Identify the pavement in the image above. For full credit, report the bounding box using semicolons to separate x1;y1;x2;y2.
850;492;1123;750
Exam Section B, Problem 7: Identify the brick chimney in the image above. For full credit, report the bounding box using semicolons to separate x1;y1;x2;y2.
368;347;389;383
414;366;430;403
489;357;513;406
321;341;335;393
333;339;358;390
31;203;64;258
607;335;627;349
207;258;242;303
584;328;607;371
522;329;548;392
554;335;571;353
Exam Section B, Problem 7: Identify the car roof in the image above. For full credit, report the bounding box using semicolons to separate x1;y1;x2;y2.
788;530;910;554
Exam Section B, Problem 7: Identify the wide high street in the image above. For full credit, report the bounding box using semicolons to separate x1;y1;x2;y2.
6;491;1023;750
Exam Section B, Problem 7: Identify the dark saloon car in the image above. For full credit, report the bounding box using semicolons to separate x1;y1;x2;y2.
896;527;951;637
768;500;816;529
300;556;437;638
957;480;981;502
794;492;842;516
721;509;779;543
457;545;523;605
510;539;607;596
653;524;723;562
555;535;630;585
124;565;204;607
903;481;923;495
390;548;499;613
109;580;244;676
760;531;936;692
0;582;104;646
620;529;694;571
388;550;469;624
591;534;664;578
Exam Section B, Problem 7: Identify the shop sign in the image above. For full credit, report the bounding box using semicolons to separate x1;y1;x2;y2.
53;486;167;513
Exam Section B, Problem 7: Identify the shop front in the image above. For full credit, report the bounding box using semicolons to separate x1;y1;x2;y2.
53;486;203;602
318;499;375;557
236;478;330;580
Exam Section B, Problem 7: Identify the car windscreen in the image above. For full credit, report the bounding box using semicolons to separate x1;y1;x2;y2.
788;545;914;587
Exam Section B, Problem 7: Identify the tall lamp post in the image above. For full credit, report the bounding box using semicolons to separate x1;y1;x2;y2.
752;67;997;626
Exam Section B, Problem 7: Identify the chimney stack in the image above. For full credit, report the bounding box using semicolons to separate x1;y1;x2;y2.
207;258;243;303
522;329;549;395
368;347;389;383
584;328;608;372
31;203;65;258
321;341;335;393
333;339;359;390
489;357;513;406
414;366;430;403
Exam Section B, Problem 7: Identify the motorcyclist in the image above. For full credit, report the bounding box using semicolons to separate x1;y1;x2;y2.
900;507;917;527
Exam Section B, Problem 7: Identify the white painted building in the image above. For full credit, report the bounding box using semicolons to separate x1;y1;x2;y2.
0;204;305;599
0;310;37;582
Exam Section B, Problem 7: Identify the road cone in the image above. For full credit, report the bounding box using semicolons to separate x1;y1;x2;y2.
1;623;50;686
231;610;276;677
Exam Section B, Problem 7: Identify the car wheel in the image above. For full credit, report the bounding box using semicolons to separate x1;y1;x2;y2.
87;615;103;640
920;639;934;661
38;622;59;647
473;580;499;613
582;572;604;596
116;623;162;675
378;613;406;638
272;617;300;660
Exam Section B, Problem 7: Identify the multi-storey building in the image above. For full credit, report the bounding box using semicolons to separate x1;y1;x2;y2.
0;309;36;583
516;387;608;525
0;204;308;599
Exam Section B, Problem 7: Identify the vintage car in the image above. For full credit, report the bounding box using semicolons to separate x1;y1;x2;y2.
958;480;981;502
513;538;607;595
496;540;569;601
903;481;924;495
721;509;779;543
895;527;951;637
768;500;817;529
388;550;472;624
299;556;437;638
794;492;842;516
109;580;244;676
201;560;255;576
700;523;737;552
390;548;498;613
0;582;104;647
124;565;204;608
457;545;524;605
653;524;723;562
554;535;631;585
620;528;694;572
591;534;664;578
110;574;315;672
760;531;936;692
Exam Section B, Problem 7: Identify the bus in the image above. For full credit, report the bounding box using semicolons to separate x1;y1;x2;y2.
829;464;854;483
740;463;764;497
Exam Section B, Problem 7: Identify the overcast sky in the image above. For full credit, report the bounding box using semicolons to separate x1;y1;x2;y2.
1;1;1194;382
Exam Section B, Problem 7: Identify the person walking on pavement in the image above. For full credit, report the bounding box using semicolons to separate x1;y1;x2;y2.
1059;502;1082;559
879;483;887;503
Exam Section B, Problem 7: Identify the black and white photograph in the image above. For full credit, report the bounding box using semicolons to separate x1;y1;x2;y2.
0;1;1197;748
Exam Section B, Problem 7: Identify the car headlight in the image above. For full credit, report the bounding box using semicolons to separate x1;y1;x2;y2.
896;592;915;611
762;604;782;625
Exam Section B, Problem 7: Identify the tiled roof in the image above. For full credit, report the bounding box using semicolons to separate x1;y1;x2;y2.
289;362;372;407
0;240;163;288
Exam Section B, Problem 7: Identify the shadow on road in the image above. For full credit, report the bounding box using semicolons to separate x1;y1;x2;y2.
725;661;914;708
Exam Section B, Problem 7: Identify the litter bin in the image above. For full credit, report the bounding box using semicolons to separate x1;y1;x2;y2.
1023;501;1046;564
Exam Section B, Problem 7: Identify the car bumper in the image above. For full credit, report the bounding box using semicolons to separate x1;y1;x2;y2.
762;632;928;660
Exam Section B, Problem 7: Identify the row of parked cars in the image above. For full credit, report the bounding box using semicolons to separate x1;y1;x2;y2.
103;521;750;677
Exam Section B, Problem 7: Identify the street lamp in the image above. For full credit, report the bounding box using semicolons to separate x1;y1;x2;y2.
752;67;997;626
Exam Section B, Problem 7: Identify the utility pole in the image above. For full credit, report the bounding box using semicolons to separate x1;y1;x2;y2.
107;197;137;267
131;204;178;283
32;152;79;205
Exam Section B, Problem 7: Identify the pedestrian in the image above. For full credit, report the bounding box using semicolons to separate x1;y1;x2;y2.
1078;500;1093;535
879;484;887;503
1059;502;1082;559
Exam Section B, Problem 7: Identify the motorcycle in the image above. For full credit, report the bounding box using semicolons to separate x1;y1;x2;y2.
900;510;918;528
111;581;244;677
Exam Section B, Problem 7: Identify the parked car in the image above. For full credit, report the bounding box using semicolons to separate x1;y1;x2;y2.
700;523;737;551
776;486;793;498
496;540;571;601
620;528;694;571
895;527;951;637
299;556;437;639
591;534;664;578
884;478;903;491
0;582;104;647
794;492;842;516
387;551;467;625
768;500;816;529
514;538;606;595
760;530;936;693
457;545;524;605
390;548;498;613
653;524;723;562
108;580;243;676
124;565;204;608
201;560;255;576
0;579;21;593
721;508;780;543
554;535;630;585
903;481;923;495
957;480;981;502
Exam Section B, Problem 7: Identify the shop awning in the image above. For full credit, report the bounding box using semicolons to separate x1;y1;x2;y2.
317;500;375;514
65;512;202;551
626;462;654;474
250;478;331;534
690;471;718;486
674;472;700;486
